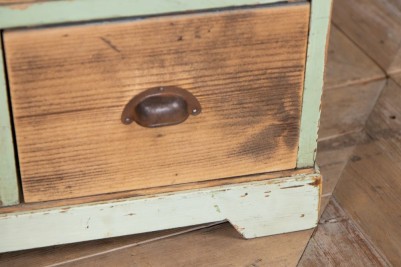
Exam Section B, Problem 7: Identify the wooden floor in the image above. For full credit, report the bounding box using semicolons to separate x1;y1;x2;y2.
2;0;401;265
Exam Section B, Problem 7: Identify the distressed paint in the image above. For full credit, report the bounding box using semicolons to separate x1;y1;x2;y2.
0;34;19;206
0;0;286;29
0;173;321;252
297;0;332;168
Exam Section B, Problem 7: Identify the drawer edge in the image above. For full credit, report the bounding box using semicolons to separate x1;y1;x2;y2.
0;34;19;207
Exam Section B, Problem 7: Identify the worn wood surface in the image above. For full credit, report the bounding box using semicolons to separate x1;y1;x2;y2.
299;199;389;267
0;168;314;214
0;174;321;252
64;224;312;267
334;79;401;266
324;26;385;89
391;72;401;86
0;35;19;207
4;5;310;202
316;131;364;211
314;15;387;213
332;0;401;73
0;224;217;266
319;79;385;140
0;223;313;266
296;0;332;168
0;224;206;266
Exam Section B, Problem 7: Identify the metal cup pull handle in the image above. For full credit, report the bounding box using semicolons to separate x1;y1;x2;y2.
121;86;201;128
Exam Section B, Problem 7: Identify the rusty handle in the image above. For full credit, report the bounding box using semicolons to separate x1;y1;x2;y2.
121;86;202;128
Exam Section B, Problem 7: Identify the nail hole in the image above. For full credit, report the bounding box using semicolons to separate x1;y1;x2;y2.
390;115;396;120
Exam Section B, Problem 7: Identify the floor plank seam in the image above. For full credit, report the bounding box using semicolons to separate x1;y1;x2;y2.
331;21;389;78
331;197;392;266
324;76;387;91
45;221;226;267
296;226;318;267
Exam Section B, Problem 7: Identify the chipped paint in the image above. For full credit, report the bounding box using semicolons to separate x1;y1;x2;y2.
297;0;333;167
280;185;305;189
7;4;31;10
308;177;321;187
0;173;320;252
214;205;221;213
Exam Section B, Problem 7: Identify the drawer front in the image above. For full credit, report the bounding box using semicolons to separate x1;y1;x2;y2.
5;4;310;202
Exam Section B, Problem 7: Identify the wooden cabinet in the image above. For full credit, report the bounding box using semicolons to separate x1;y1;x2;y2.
0;0;332;252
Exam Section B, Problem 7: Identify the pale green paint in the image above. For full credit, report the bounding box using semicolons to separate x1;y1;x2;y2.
0;173;320;252
0;35;19;206
0;0;284;29
297;0;332;168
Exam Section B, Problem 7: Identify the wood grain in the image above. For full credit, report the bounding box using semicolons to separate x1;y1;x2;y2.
319;79;385;140
0;224;212;267
324;26;385;89
334;140;401;266
4;5;310;202
317;131;364;201
332;0;401;73
64;224;313;267
391;72;401;87
334;79;401;266
0;223;313;266
299;199;389;267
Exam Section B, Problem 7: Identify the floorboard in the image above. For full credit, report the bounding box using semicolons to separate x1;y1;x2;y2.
332;0;401;73
333;79;401;266
61;224;313;267
298;199;389;267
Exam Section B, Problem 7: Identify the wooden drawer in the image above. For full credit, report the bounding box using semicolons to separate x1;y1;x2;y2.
4;3;310;202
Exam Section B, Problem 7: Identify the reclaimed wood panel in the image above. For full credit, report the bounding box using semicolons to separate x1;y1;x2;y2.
4;5;310;202
299;199;390;267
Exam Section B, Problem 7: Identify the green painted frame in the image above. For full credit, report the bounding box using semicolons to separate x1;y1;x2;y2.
297;0;332;168
0;34;19;206
0;0;332;206
0;0;284;29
